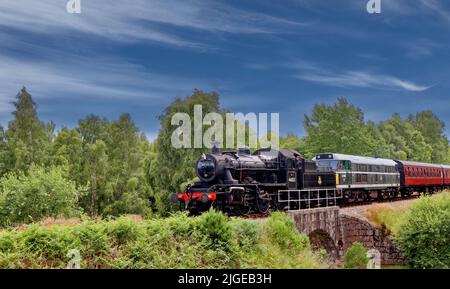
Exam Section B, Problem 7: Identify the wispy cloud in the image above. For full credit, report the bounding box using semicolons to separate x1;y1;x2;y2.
0;0;303;48
0;48;214;107
419;0;450;23
405;39;441;59
289;60;430;92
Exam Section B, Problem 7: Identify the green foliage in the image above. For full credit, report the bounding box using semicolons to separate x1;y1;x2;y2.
303;97;448;162
304;97;377;158
394;193;450;269
0;87;449;225
0;211;327;269
0;165;79;227
343;242;369;269
378;114;433;162
231;219;260;251
153;89;222;214
264;212;310;251
5;87;53;172
196;209;234;252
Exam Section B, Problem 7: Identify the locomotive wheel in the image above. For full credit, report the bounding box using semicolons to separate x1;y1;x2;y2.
179;201;186;211
238;204;252;215
238;193;253;215
256;197;270;213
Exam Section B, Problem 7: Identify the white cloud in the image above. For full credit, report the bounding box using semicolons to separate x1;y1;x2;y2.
0;0;303;47
290;60;430;92
0;49;214;109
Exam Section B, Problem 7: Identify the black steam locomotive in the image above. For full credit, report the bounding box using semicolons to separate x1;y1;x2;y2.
172;147;336;215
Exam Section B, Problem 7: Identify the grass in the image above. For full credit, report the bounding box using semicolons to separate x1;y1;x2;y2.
366;191;448;234
366;205;408;234
0;210;328;269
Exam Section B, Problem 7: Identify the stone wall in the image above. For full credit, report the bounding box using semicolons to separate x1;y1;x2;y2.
288;208;406;266
338;214;406;266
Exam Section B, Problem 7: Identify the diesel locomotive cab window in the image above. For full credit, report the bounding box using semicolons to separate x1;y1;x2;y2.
197;159;215;179
317;160;338;171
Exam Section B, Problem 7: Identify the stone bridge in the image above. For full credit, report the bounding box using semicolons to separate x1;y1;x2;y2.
288;207;405;266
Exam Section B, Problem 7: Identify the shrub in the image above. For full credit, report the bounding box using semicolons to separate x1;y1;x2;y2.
0;211;329;269
231;219;260;252
107;217;140;245
195;209;234;252
264;212;310;251
0;165;79;227
343;242;369;269
394;193;450;269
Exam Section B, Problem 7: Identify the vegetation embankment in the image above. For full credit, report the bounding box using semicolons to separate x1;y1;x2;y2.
0;211;328;269
367;192;450;269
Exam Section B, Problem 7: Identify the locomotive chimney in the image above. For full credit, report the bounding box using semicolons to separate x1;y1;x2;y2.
211;141;221;155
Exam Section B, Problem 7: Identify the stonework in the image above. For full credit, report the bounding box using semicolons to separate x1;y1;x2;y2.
288;207;406;266
338;214;405;266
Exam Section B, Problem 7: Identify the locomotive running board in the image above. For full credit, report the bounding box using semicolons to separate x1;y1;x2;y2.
277;188;341;211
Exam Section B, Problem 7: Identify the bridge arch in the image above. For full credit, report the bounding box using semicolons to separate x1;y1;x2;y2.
308;229;339;259
288;207;406;266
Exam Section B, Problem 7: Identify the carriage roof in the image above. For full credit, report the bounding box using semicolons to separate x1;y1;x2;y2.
314;153;397;167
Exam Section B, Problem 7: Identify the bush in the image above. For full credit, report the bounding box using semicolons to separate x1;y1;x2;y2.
231;219;260;252
0;212;329;269
0;166;79;227
195;209;234;252
394;193;450;269
264;212;310;251
343;242;369;269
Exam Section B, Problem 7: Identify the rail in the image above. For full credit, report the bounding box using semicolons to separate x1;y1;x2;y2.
277;188;341;211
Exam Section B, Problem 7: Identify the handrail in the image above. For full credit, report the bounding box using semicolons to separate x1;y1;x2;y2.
277;188;341;211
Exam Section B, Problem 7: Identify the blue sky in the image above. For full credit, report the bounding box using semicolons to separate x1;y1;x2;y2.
0;0;449;140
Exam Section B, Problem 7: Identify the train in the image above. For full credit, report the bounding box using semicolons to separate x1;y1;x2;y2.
172;146;450;215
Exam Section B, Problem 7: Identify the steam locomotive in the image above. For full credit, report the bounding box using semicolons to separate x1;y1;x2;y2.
172;146;450;215
172;146;336;215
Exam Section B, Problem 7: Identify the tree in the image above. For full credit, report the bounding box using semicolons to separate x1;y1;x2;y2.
102;114;152;216
154;90;221;214
84;140;108;218
379;114;432;162
0;126;11;177
303;97;375;157
0;165;79;226
5;87;53;171
280;133;309;156
75;114;154;217
52;127;84;185
365;121;391;158
410;111;449;163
